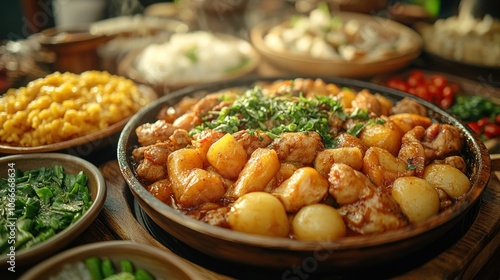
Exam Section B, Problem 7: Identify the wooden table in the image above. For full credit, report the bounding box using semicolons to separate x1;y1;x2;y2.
54;155;498;280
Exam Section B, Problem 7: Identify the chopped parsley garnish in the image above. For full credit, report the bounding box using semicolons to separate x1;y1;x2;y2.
191;86;345;148
407;164;418;171
346;118;386;137
349;107;370;120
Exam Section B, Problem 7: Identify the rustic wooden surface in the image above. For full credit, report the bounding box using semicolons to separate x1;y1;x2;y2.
59;159;499;280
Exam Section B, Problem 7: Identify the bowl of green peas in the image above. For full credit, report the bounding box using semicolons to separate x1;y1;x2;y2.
19;240;204;280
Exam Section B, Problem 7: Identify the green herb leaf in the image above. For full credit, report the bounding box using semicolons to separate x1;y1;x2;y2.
191;86;344;148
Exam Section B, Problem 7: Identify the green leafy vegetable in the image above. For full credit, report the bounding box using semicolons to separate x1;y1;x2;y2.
448;95;500;121
191;86;345;148
346;118;386;137
0;166;92;253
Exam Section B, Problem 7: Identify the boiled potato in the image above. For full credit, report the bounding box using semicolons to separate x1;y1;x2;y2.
391;176;440;223
374;93;393;117
193;130;225;165
314;147;363;177
273;167;328;212
167;148;204;197
358;119;404;156
363;147;410;188
423;163;471;198
227;192;289;237
337;87;356;109
146;179;172;203
207;133;248;179
231;148;280;198
389;113;432;133
167;148;225;207
265;162;301;192
292;204;346;241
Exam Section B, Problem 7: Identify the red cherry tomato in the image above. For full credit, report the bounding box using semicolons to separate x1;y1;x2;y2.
441;86;455;100
477;117;492;128
439;98;453;109
467;122;481;134
386;77;408;92
496;114;500;125
426;84;442;103
448;83;461;93
414;86;432;102
407;76;420;88
409;70;425;83
483;123;500;139
429;75;447;89
383;71;460;110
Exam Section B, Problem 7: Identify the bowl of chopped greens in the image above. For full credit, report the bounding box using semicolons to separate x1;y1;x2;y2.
0;153;106;268
118;31;260;95
19;240;203;280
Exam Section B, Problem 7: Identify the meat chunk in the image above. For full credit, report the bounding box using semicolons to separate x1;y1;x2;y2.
328;164;408;234
270;132;324;165
422;123;464;160
136;119;178;146
339;188;408;235
391;97;428;116
233;129;273;156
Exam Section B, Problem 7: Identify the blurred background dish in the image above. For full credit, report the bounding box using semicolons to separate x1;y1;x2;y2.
415;17;500;68
0;153;106;268
250;10;422;78
118;31;260;95
90;15;189;74
32;26;114;74
411;0;500;81
0;72;157;156
0;40;54;93
19;240;204;280
52;0;107;29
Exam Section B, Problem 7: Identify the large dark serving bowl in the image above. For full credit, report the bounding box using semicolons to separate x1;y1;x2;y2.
117;76;491;271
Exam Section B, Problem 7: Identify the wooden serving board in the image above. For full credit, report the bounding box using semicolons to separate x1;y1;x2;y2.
71;160;499;280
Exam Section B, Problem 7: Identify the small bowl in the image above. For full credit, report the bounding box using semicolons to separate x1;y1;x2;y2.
33;26;113;73
117;76;491;271
0;153;106;268
19;241;204;280
250;12;422;78
0;84;157;156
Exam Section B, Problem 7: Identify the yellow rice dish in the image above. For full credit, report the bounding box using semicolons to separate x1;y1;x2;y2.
0;71;148;147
